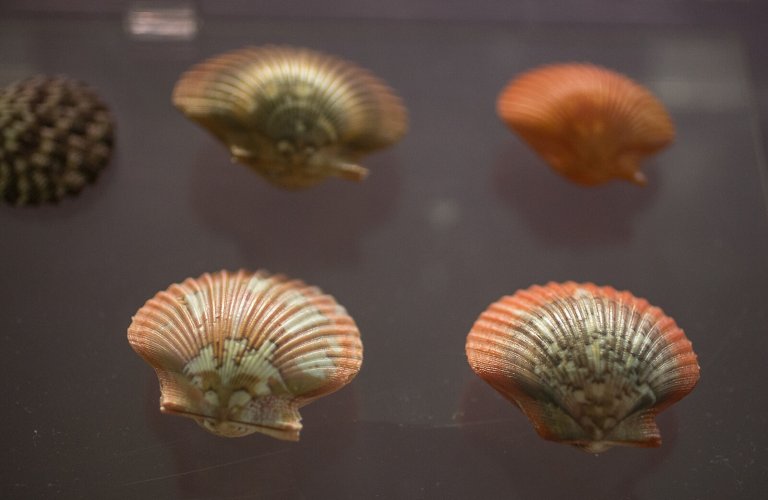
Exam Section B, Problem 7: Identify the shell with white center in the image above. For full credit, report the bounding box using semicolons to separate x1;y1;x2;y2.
127;269;363;440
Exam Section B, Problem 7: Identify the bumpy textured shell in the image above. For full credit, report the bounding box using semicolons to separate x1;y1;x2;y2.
0;75;114;205
466;282;699;453
172;45;408;188
497;64;674;186
127;270;363;440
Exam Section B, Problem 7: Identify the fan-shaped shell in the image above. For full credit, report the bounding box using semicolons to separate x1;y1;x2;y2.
172;45;408;189
127;270;363;440
0;75;114;205
497;64;674;186
465;282;699;453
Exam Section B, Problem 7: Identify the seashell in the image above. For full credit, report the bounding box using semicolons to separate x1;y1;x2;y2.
0;75;115;205
465;282;699;453
127;269;363;440
496;64;674;186
172;45;408;189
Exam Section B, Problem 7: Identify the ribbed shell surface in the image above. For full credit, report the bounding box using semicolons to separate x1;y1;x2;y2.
496;64;674;186
127;270;363;440
466;282;699;453
0;75;114;205
172;45;407;188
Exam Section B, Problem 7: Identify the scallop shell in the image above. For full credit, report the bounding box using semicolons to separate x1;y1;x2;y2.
127;270;363;440
497;64;674;186
172;45;408;189
0;75;114;205
465;282;699;453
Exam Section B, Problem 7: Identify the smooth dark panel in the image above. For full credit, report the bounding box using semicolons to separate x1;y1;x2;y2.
1;14;767;499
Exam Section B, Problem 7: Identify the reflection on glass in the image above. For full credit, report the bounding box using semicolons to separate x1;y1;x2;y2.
428;198;461;231
125;1;198;40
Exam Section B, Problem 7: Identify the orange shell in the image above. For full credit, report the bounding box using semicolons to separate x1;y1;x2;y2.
497;64;674;186
465;282;699;453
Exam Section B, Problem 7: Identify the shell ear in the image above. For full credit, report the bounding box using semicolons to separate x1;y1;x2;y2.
156;370;215;419
512;395;591;444
230;145;256;161
629;170;648;185
604;410;661;448
327;160;369;182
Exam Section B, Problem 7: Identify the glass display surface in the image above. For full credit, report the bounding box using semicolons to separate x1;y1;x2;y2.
1;9;767;499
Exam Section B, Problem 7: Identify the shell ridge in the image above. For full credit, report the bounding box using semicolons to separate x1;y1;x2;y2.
144;291;202;362
469;314;560;399
224;271;249;347
238;274;288;351
174;70;253;119
644;341;697;394
635;316;684;385
129;317;188;370
271;320;359;367
279;346;361;378
247;281;318;346
138;294;196;353
200;272;224;360
270;311;334;352
139;309;196;365
478;312;550;368
274;323;361;362
175;278;209;345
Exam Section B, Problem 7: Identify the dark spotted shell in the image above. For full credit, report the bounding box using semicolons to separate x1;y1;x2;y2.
172;45;407;189
466;282;699;453
0;75;114;205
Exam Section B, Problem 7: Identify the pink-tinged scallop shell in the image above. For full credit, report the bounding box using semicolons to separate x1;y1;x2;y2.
497;64;674;186
127;270;363;440
172;45;408;189
465;282;699;453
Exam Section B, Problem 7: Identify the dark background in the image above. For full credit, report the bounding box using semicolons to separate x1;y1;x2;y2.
1;1;767;498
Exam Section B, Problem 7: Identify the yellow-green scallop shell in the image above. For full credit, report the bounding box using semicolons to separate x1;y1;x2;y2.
173;46;407;188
